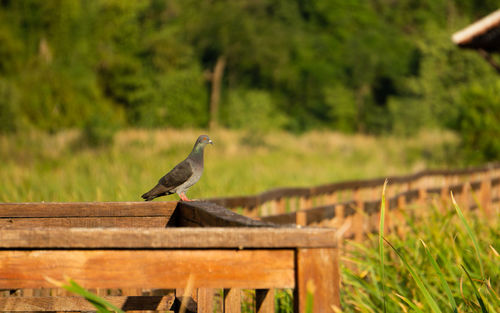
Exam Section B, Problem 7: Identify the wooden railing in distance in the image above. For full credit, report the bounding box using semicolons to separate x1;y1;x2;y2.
0;201;340;313
207;163;500;240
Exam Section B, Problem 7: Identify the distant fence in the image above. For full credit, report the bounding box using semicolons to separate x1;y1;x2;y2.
0;201;339;313
209;162;500;241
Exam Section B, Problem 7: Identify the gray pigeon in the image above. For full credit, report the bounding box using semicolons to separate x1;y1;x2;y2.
141;135;213;201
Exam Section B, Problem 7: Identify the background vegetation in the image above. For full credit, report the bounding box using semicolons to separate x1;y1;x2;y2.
0;128;458;202
1;0;500;163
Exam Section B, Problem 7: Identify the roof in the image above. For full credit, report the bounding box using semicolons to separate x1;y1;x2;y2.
452;9;500;52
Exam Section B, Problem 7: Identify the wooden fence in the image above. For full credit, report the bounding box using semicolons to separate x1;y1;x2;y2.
0;201;340;313
208;163;500;241
1;162;499;312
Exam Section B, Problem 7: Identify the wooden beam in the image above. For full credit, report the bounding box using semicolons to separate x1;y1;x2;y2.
0;217;170;228
0;201;177;218
0;295;175;312
0;250;295;289
175;201;273;227
0;227;338;249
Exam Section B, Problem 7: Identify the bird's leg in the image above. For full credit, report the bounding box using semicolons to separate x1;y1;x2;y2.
179;192;192;201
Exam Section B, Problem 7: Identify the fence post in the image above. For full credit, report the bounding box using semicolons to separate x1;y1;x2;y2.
353;187;364;242
296;210;307;226
299;196;311;211
418;176;428;207
480;171;492;218
440;176;449;211
295;248;341;313
461;182;471;210
277;197;286;214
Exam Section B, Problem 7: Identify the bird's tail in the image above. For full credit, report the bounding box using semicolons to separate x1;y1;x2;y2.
141;191;155;201
141;183;170;201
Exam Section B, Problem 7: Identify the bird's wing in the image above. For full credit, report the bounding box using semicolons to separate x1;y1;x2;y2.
158;159;193;189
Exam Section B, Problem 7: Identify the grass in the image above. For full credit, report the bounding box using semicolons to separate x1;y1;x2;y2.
342;192;499;312
0;128;457;202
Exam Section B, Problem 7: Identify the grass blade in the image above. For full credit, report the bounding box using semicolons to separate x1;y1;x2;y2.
379;179;388;312
47;277;124;313
420;239;458;313
384;238;443;313
450;192;484;279
394;293;425;313
461;265;489;313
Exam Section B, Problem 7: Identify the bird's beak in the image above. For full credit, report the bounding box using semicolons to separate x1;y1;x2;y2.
208;139;214;145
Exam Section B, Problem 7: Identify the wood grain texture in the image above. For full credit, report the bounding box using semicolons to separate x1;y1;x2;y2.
295;248;341;313
196;288;214;313
223;288;241;313
0;227;338;248
0;217;170;228
0;250;295;289
256;289;274;313
0;201;177;218
0;295;175;311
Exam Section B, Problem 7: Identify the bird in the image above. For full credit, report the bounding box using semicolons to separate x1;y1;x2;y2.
141;135;213;201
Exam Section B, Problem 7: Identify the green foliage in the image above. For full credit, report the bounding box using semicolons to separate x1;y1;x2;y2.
0;0;498;137
221;89;287;132
0;79;20;133
81;109;120;148
455;81;500;164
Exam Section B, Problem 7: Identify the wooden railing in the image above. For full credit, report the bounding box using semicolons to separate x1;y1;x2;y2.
1;163;499;312
0;201;340;313
208;163;500;241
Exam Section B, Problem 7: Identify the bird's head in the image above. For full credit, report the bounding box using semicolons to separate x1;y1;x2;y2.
195;135;213;148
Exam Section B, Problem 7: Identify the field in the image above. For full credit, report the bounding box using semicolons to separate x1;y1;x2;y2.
0;128;458;202
1;128;498;312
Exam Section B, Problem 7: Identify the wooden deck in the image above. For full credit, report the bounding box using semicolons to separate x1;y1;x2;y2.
0;201;340;313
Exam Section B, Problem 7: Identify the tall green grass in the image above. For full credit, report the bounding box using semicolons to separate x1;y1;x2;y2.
342;191;499;312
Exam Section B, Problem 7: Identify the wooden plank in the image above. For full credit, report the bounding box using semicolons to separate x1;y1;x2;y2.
0;227;338;249
0;250;295;289
295;248;341;313
0;295;175;311
175;201;273;227
0;217;170;228
223;288;241;313
256;289;274;313
0;201;177;218
197;288;214;313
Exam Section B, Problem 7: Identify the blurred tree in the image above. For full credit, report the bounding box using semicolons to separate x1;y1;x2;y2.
0;0;498;142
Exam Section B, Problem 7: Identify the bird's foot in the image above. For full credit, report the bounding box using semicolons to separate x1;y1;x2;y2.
179;193;192;201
